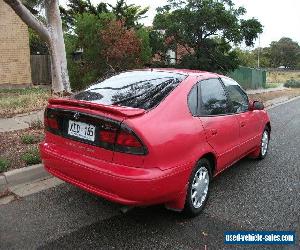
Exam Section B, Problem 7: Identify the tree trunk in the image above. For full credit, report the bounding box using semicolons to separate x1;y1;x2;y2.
45;0;71;94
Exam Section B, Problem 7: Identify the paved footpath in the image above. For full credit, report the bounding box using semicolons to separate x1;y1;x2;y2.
0;110;44;132
0;95;299;249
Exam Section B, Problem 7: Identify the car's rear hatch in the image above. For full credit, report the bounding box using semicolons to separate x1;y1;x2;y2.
45;98;147;164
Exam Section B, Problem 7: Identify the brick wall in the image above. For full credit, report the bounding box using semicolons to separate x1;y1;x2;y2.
0;0;32;85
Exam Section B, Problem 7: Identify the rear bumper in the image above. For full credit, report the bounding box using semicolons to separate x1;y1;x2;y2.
40;142;192;206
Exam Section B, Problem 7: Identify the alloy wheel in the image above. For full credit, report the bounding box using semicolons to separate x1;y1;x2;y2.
191;167;209;209
261;130;269;156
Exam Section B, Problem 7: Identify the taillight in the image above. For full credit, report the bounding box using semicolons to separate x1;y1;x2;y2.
98;126;146;155
99;130;116;144
47;117;59;129
116;131;142;148
114;126;146;155
44;109;59;131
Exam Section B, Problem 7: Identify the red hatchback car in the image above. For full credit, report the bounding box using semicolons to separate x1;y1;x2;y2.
40;69;271;216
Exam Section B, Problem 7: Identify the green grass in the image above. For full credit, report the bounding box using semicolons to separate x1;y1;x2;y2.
0;87;49;95
265;83;281;89
21;147;41;166
0;87;50;118
0;158;10;173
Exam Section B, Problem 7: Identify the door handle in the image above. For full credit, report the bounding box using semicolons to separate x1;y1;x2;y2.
211;129;218;136
240;121;246;127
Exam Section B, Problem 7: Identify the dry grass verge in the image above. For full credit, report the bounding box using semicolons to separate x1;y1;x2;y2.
267;71;300;83
248;88;300;107
0;87;51;118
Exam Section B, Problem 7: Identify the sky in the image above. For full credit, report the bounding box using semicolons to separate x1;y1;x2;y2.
60;0;300;48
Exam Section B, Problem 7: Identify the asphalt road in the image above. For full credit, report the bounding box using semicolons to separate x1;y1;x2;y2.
1;98;300;250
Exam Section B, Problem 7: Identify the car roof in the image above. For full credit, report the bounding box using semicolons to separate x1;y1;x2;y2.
139;68;224;78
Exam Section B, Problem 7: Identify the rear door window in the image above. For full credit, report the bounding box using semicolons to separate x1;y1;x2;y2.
73;71;187;110
221;78;249;113
199;78;230;116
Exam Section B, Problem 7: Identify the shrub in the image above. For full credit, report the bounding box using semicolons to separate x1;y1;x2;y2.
21;147;41;166
0;158;10;173
100;20;142;71
284;79;300;88
21;134;37;144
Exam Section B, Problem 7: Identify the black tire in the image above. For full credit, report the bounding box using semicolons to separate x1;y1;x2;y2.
183;158;212;217
257;127;270;160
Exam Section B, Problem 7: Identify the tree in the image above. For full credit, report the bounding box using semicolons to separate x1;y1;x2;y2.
270;37;300;69
67;13;146;90
234;47;271;68
252;47;271;68
62;1;152;90
149;30;171;64
233;48;257;68
153;0;263;73
136;28;152;65
60;0;149;30
19;1;49;55
29;28;49;55
100;20;142;71
108;0;149;28
60;0;109;30
4;0;71;94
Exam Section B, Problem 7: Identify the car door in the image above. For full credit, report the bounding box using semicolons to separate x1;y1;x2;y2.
221;77;261;156
197;78;240;171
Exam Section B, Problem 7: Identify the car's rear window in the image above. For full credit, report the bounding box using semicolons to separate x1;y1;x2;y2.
73;71;187;110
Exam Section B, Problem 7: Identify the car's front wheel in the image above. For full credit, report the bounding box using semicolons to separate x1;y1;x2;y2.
258;128;270;160
183;158;211;217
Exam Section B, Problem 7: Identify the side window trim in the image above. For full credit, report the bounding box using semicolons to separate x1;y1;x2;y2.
196;81;202;116
237;85;249;106
196;78;233;117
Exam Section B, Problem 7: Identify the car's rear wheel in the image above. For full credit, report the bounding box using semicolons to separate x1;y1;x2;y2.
258;128;270;160
183;158;211;217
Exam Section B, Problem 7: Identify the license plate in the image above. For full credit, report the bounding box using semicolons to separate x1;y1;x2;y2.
68;120;96;142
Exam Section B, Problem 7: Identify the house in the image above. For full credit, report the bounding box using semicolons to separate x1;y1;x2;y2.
0;0;31;87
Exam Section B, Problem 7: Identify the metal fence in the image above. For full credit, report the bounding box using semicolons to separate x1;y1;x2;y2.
228;66;266;90
30;55;51;85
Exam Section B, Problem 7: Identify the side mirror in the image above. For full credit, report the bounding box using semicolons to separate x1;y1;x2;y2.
249;101;264;111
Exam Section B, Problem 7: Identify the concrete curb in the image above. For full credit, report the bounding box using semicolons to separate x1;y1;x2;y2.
0;175;7;194
0;164;50;193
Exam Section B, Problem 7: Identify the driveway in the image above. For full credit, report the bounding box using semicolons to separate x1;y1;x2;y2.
1;98;299;249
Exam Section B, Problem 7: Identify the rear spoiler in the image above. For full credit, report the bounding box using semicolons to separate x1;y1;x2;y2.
48;98;146;118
